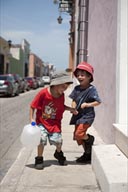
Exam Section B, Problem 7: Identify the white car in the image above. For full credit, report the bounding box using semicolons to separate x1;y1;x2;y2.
42;76;51;84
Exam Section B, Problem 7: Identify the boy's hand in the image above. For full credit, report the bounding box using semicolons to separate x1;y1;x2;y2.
70;108;78;115
30;119;36;124
81;102;92;108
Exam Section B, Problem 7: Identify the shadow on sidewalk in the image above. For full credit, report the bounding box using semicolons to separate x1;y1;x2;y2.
25;159;90;170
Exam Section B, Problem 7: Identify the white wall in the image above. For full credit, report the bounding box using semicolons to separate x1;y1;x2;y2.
116;0;127;125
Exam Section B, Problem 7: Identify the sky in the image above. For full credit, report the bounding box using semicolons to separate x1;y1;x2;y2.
0;0;71;70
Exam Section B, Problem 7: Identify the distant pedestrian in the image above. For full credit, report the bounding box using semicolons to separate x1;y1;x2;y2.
30;72;77;169
69;61;101;163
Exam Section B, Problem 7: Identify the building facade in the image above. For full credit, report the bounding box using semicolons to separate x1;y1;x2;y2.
0;38;30;77
29;53;44;77
69;0;127;144
0;37;54;78
0;37;12;74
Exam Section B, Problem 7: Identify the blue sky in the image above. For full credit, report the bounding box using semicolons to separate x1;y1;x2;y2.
0;0;71;70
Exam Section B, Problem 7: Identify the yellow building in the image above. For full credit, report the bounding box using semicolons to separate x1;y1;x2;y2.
0;36;12;74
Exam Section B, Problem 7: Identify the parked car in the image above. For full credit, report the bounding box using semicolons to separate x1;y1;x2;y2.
20;78;31;92
33;76;40;88
0;74;19;96
36;77;44;87
12;74;23;93
25;77;38;89
42;76;51;84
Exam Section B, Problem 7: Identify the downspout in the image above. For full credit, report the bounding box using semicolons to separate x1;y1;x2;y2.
77;0;89;65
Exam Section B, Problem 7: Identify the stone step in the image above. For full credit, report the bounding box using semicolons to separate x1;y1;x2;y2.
113;124;128;157
92;144;128;192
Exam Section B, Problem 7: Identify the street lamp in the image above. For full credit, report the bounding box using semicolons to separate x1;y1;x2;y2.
8;40;12;48
53;0;58;4
57;15;63;24
55;0;73;24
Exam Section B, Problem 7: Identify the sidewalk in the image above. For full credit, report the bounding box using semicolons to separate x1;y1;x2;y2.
0;88;104;192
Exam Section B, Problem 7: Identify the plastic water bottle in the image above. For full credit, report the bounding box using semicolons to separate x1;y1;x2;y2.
20;122;41;148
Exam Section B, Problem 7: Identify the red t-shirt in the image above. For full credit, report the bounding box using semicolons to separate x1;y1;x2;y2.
30;88;65;133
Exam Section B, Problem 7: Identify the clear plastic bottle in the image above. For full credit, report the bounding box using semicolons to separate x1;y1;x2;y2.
20;122;41;148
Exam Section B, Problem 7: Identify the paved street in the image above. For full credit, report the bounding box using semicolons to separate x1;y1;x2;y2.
0;88;43;182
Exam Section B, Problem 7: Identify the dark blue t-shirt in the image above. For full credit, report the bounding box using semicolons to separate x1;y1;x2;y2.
69;85;101;125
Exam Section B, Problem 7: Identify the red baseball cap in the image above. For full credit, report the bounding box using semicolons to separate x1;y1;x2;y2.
74;61;94;82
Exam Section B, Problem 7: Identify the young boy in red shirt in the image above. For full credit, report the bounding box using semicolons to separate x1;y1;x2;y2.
30;72;77;169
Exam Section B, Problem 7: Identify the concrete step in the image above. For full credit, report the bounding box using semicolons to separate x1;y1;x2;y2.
113;124;128;157
92;144;128;192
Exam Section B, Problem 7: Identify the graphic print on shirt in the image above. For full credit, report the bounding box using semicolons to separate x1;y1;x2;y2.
42;102;57;119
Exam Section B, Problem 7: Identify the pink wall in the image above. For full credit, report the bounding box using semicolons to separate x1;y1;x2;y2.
87;0;118;143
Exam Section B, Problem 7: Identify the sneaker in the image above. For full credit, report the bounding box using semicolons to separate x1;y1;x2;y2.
54;150;66;165
76;152;91;164
35;156;44;169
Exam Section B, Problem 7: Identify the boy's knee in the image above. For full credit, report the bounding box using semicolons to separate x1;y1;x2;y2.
49;133;63;145
50;139;62;146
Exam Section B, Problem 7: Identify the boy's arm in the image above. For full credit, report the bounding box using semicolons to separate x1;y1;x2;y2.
64;105;78;115
30;106;36;123
81;101;101;109
71;100;76;108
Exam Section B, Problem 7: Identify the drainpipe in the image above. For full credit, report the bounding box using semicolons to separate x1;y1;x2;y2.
77;0;89;65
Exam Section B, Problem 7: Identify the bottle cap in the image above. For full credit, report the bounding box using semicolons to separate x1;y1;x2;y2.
31;122;36;126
